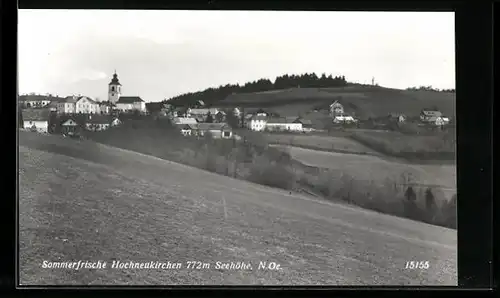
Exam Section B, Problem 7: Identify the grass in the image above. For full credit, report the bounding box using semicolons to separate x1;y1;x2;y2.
19;132;457;285
81;119;456;230
218;86;455;120
349;130;456;162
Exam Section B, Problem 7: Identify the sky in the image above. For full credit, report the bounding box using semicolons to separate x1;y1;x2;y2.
18;10;455;103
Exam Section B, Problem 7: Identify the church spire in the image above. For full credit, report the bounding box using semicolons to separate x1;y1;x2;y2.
109;70;121;86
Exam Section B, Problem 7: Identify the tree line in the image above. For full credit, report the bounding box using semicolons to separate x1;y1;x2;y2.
406;86;456;93
164;73;348;108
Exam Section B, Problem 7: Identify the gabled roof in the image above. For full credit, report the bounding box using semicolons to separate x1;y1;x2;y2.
21;109;50;121
297;119;313;125
61;96;79;103
76;96;97;104
421;110;442;117
176;124;193;130
330;100;343;107
251;115;267;121
173;117;198;124
267;117;300;124
61;119;79;126
117;96;144;103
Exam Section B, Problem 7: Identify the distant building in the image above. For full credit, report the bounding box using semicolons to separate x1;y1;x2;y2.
333;114;357;124
61;118;80;134
116;96;146;113
187;108;219;117
247;115;267;131
420;109;443;123
21;108;50;133
85;115;121;131
329;100;344;116
388;113;406;123
75;96;100;114
107;71;146;113
173;117;198;125
191;123;233;139
296;118;314;132
265;117;303;132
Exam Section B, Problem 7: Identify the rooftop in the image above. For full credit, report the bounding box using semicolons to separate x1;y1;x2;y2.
117;96;144;103
22;108;50;121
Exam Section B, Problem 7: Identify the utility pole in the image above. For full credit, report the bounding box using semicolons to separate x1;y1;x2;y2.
372;77;375;86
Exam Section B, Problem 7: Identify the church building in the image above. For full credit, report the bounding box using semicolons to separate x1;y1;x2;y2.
108;71;146;113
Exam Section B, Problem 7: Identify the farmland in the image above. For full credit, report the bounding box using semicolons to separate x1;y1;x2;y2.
19;132;457;285
217;86;455;120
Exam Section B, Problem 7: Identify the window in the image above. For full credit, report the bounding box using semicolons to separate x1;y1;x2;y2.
112;93;115;97
223;131;230;137
111;86;115;91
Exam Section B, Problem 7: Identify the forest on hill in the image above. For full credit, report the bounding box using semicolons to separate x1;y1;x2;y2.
163;73;348;108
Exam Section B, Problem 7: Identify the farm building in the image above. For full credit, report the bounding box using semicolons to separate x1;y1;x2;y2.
21;108;50;133
333;114;357;124
85;115;121;131
173;117;198;125
116;96;146;113
296;119;314;132
61;118;80;134
388;113;406;123
194;123;233;139
247;115;268;131
176;124;197;136
420;109;443;123
434;116;450;126
265;117;303;132
329;100;344;116
19;94;61;108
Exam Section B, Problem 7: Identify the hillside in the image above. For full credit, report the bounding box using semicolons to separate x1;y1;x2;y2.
19;132;457;285
216;86;455;119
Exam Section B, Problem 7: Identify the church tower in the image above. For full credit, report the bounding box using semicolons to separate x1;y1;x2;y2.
108;70;122;103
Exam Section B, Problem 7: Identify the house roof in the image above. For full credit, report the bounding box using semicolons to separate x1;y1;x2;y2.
21;109;50;121
297;119;313;125
87;115;116;124
76;96;97;104
196;123;231;131
117;96;144;103
189;108;219;114
176;124;193;130
173;117;198;124
266;117;288;124
61;119;79;126
330;100;343;107
421;110;442;117
61;96;79;103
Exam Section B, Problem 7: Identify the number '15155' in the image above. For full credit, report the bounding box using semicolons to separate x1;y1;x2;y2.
405;261;430;269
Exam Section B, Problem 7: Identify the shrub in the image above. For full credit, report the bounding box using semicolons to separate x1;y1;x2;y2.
248;155;296;190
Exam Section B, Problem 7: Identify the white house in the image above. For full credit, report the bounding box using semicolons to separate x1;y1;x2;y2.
85;115;121;131
176;124;197;136
173;117;198;124
75;96;100;114
330;100;344;116
297;119;314;132
247;115;267;131
21;109;50;133
265;117;303;132
116;96;146;113
435;116;450;126
233;107;241;117
420;109;443;123
56;96;78;114
61;118;79;134
333;114;357;124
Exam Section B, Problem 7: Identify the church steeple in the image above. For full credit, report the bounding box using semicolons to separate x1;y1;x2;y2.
108;70;122;103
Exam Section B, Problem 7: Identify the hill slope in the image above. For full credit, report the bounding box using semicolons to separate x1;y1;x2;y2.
216;86;455;119
19;132;457;285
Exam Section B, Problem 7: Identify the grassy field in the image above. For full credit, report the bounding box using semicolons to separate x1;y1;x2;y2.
263;133;380;156
349;130;456;162
19;132;457;285
272;145;456;200
219;86;455;120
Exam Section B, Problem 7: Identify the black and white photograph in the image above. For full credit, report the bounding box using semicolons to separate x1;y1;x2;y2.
18;9;457;286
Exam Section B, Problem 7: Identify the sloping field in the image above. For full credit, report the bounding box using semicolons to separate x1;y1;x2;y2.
19;132;456;285
220;87;455;119
273;145;456;200
264;134;380;156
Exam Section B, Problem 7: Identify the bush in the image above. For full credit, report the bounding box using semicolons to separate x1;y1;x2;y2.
248;155;296;190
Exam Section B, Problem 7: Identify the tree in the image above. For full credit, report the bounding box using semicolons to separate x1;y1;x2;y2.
425;187;436;217
205;112;213;123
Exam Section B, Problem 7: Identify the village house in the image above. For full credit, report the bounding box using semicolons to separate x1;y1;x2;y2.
61;118;80;135
420;109;443;123
296;119;314;132
173;117;198;125
265;117;303;132
18;94;56;108
21;108;50;133
247;115;267;131
329;100;344;116
57;96;78;114
194;123;233;139
75;96;100;114
187;108;219;118
107;71;146;113
333;114;357;124
434;116;450;126
176;124;197;136
388;113;407;123
85;115;121;131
